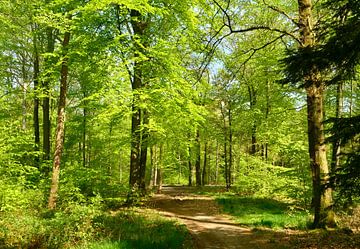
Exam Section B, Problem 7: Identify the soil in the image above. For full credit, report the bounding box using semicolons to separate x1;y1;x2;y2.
148;186;293;249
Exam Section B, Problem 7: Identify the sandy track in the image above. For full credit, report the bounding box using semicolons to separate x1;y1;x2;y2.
149;186;288;249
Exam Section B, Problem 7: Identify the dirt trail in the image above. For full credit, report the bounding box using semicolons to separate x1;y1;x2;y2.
149;186;289;249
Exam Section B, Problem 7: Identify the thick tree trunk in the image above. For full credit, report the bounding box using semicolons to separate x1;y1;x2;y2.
129;9;147;193
48;31;70;210
195;130;201;186
298;0;335;228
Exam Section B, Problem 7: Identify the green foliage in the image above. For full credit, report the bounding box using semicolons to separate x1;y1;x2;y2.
233;156;312;206
0;200;192;249
217;196;311;229
0;200;101;249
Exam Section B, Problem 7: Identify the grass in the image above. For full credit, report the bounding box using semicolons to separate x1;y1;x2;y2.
88;209;193;249
0;205;193;249
216;196;311;230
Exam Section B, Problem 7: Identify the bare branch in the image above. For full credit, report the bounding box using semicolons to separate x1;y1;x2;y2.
213;0;232;30
227;34;286;82
230;26;301;45
262;0;299;27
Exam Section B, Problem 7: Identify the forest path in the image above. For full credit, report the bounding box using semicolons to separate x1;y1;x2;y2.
148;186;289;249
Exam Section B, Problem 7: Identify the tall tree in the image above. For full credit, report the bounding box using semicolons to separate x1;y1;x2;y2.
128;9;148;193
48;29;71;210
283;0;336;228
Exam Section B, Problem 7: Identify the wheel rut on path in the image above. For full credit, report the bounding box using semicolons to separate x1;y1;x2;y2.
149;186;288;249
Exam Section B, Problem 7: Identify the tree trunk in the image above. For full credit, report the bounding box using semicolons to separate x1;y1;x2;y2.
33;27;40;167
330;83;343;186
82;93;87;167
43;27;55;162
20;53;28;131
129;9;147;193
248;86;257;155
48;31;71;210
298;0;335;228
188;145;192;186
195;130;202;186
139;109;149;192
228;104;233;187
149;145;155;188
156;144;163;193
265;81;270;161
215;141;219;184
202;141;208;186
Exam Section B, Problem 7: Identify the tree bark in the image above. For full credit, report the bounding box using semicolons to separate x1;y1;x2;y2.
330;83;343;185
139;109;149;192
248;86;257;155
129;9;147;193
43;27;55;162
298;0;335;228
48;31;71;210
228;103;233;187
215;141;219;185
195;130;202;186
188;145;192;186
82;92;87;168
202;141;208;186
33;26;40;167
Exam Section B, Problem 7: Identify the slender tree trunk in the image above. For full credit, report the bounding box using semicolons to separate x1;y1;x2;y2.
349;81;353;117
330;83;343;186
33;27;40;166
195;130;201;186
82;94;87;167
248;86;257;155
48;31;71;210
188;145;192;186
43;27;55;162
215;141;219;185
21;54;28;131
156;144;163;193
265;81;270;161
298;0;335;228
149;146;155;188
139;109;149;192
202;141;208;186
178;154;182;184
228;104;233;187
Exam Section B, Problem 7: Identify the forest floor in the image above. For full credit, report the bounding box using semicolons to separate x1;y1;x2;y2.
148;186;360;249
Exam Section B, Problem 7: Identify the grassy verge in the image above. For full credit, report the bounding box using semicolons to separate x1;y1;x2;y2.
0;204;193;249
216;196;311;230
78;209;193;249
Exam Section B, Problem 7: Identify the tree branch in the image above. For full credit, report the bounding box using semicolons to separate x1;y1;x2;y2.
262;0;299;27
